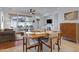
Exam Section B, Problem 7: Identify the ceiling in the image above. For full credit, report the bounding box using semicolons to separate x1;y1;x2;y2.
0;7;58;17
0;7;79;18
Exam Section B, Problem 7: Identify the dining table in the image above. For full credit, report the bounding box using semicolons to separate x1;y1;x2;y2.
24;31;50;52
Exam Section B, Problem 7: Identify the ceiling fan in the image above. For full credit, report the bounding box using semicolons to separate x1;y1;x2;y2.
29;9;36;15
29;9;41;16
24;9;36;17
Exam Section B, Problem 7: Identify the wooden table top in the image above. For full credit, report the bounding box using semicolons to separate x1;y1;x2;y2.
31;33;49;39
25;32;49;39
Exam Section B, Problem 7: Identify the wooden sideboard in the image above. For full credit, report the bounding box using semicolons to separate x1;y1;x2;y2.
60;23;79;43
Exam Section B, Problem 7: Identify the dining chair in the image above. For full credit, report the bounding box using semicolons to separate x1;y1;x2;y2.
16;32;24;41
23;33;40;52
41;31;62;52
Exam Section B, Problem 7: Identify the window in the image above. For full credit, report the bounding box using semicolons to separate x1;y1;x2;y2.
10;15;33;31
11;16;17;28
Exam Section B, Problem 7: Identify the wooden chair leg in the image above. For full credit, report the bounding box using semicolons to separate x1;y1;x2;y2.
37;40;40;52
37;46;39;52
57;40;60;52
58;43;60;52
50;39;52;52
37;45;40;52
60;39;61;45
53;44;55;50
23;37;24;52
35;46;37;50
26;38;27;52
40;43;43;52
50;47;52;52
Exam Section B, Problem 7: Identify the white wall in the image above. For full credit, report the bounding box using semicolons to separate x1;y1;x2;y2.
0;10;4;29
3;12;11;28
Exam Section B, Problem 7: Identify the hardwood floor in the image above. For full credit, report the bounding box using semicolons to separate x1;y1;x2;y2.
0;40;22;50
0;39;79;52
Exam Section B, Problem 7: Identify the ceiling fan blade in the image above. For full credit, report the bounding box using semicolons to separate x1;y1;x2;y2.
32;12;35;15
33;10;36;12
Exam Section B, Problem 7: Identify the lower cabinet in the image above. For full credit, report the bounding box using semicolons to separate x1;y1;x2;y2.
60;23;79;43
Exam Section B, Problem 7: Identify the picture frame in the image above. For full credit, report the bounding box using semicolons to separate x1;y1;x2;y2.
64;11;78;20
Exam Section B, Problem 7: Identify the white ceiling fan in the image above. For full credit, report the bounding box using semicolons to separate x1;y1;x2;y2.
25;9;41;17
29;9;36;15
25;9;36;16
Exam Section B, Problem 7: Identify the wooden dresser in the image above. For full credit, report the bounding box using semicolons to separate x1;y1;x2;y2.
60;23;79;43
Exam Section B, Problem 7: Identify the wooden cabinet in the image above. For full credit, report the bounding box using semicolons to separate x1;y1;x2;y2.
0;31;15;43
60;23;79;43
